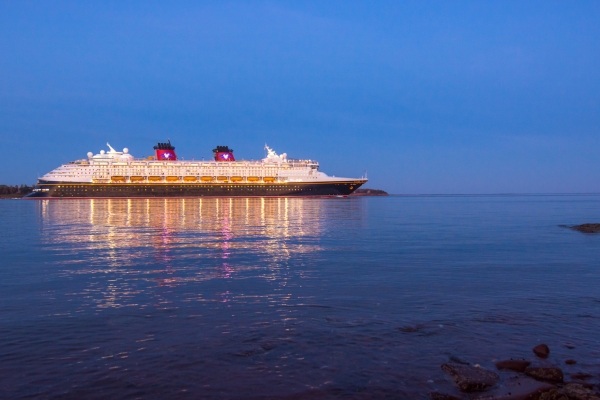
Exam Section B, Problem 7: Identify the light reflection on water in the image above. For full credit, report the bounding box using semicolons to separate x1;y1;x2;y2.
39;198;333;310
1;196;600;399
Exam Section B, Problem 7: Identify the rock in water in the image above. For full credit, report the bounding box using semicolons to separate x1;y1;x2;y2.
525;367;564;383
571;224;600;233
541;383;600;400
565;359;577;365
567;382;596;390
441;363;499;392
571;372;593;380
494;359;532;372
533;344;550;358
562;383;600;399
260;342;276;351
476;376;555;400
539;388;570;399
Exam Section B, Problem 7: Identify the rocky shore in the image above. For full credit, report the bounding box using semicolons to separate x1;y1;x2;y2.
429;344;600;399
349;188;389;196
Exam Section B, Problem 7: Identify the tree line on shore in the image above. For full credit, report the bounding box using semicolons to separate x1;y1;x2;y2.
0;185;34;196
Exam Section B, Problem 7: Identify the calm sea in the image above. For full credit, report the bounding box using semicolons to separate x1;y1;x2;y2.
1;196;599;399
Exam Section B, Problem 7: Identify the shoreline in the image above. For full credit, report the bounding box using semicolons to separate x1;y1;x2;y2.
425;342;600;399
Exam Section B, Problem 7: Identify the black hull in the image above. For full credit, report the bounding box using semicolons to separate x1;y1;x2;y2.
24;181;366;199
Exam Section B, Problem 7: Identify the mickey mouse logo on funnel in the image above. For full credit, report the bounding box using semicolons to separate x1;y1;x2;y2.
154;140;177;161
213;146;235;162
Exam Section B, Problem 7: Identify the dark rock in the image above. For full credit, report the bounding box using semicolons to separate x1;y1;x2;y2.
539;385;600;400
494;359;532;372
525;367;564;383
441;363;499;392
260;342;276;351
571;224;600;234
565;345;576;349
398;325;419;333
534;344;550;358
540;388;570;400
559;383;600;399
566;359;577;365
233;347;266;357
565;382;596;389
429;392;462;400
475;376;554;400
571;372;594;380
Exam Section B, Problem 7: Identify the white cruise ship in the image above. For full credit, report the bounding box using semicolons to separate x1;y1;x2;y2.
25;141;367;198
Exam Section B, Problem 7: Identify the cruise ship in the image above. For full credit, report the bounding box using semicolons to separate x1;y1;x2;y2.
25;141;367;198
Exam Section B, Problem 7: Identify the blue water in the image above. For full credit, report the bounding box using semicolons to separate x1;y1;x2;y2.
1;196;599;399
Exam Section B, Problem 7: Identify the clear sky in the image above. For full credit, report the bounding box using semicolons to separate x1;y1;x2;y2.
1;1;599;193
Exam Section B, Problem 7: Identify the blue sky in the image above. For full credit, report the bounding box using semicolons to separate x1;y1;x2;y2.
1;1;599;193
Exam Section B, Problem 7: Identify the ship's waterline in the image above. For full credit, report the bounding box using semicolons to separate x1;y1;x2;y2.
25;141;367;199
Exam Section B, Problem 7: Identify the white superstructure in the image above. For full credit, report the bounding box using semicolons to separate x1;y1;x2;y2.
40;143;360;184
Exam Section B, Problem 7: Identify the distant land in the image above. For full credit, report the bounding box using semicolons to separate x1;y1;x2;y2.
349;188;389;196
0;185;34;198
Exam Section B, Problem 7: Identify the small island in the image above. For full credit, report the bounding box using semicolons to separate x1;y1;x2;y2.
571;223;600;234
350;188;389;196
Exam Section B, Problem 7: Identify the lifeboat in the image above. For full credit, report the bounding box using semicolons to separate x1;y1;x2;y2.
263;177;276;182
201;176;214;182
166;176;180;182
130;176;145;182
230;176;243;182
148;176;163;182
247;176;260;182
111;176;126;182
217;176;228;181
183;176;198;182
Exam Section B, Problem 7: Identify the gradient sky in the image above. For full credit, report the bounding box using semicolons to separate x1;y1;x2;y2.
1;1;599;193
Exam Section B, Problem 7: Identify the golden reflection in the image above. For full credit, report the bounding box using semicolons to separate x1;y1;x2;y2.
36;198;360;309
